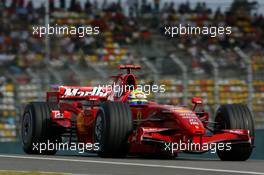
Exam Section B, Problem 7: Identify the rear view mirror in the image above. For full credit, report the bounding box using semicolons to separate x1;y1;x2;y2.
192;97;203;104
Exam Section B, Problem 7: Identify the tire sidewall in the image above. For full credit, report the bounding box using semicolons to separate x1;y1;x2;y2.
94;107;107;153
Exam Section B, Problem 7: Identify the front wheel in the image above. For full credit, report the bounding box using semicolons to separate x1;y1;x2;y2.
214;104;255;161
94;102;133;158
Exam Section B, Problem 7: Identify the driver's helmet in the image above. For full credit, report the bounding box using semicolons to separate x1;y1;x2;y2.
128;89;148;105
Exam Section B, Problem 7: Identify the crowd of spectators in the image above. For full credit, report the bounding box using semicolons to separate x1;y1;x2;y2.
0;0;264;86
0;0;263;74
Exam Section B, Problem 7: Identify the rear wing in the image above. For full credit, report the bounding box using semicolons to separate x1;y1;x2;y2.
47;86;112;103
118;65;141;74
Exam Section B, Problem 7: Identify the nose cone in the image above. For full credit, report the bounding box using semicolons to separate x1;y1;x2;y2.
178;112;206;135
159;106;206;136
186;121;205;135
164;106;206;135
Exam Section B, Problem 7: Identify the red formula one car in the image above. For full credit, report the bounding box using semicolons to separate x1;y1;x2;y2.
21;65;255;160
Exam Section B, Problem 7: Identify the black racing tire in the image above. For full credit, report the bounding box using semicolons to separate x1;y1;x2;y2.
21;102;60;155
214;104;255;161
94;101;133;158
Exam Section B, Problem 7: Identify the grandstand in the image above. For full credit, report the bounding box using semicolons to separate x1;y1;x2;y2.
0;0;264;141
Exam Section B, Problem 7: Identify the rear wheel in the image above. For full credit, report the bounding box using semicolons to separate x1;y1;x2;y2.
94;102;133;157
214;104;255;161
21;102;60;155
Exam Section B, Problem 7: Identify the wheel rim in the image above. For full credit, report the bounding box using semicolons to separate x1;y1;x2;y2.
215;113;227;130
95;113;103;143
22;113;32;144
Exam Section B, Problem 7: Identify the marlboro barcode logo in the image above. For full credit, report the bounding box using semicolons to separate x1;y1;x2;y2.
62;87;107;97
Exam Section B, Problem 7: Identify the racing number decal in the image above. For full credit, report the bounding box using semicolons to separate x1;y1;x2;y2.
137;111;142;120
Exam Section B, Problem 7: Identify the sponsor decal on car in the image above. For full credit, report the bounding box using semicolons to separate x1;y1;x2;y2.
136;111;142;120
61;87;108;97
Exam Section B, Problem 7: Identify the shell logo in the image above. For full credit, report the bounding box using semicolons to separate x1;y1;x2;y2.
137;111;142;120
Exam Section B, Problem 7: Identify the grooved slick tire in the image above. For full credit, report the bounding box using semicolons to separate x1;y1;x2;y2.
21;102;59;155
214;104;255;161
94;102;133;158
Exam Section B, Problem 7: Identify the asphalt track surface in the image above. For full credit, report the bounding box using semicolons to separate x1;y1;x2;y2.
0;154;263;175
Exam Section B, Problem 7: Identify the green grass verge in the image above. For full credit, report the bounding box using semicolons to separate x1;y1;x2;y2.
0;171;65;175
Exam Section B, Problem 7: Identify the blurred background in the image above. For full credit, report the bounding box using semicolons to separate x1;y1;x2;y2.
0;0;264;148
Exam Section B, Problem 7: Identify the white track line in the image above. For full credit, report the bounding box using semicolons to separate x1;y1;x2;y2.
0;154;263;175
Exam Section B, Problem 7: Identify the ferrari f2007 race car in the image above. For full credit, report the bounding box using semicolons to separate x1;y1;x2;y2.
21;65;255;161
